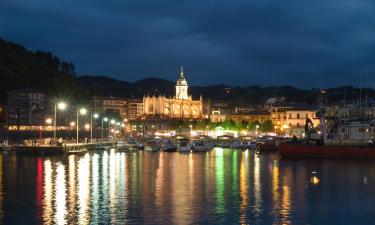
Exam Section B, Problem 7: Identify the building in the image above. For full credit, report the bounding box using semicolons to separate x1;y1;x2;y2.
143;67;203;119
92;96;127;118
126;99;143;120
6;89;45;126
211;109;271;124
272;105;320;137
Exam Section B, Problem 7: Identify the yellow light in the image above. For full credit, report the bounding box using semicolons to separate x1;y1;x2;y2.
57;102;67;110
93;113;99;118
103;117;108;122
45;118;52;124
110;119;115;125
70;121;75;127
310;176;320;185
84;124;90;130
79;108;87;115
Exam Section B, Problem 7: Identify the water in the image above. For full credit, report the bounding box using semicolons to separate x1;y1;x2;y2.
0;148;375;225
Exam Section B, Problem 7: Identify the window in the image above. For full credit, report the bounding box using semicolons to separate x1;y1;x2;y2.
297;113;300;119
297;123;300;127
289;113;292;119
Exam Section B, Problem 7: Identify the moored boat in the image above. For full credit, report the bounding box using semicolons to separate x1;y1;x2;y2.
177;138;191;153
280;112;375;159
191;140;210;152
144;140;161;152
161;140;177;152
257;136;279;151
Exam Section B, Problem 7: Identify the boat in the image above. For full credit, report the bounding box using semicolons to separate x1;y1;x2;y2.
229;140;241;149
117;139;138;152
257;136;279;151
279;113;375;159
177;138;191;153
144;140;161;152
161;140;177;152
191;140;210;152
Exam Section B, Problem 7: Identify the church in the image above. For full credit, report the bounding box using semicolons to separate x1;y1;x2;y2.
143;67;203;119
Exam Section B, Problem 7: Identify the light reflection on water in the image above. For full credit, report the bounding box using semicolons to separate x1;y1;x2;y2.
1;149;375;224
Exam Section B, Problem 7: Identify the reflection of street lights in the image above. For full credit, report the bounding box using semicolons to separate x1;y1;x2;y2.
76;107;87;143
54;102;66;140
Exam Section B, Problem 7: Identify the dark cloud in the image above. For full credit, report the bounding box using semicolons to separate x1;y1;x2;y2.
1;0;375;87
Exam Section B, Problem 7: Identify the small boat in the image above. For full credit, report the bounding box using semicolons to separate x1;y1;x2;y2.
177;138;191;153
229;140;242;149
257;136;279;151
117;139;138;152
191;140;210;152
136;141;145;150
161;140;178;152
144;140;161;152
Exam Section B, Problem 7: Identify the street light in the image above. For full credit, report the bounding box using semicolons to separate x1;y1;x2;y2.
54;101;67;140
76;107;87;143
91;113;99;142
101;117;108;142
45;118;52;125
109;119;116;139
256;124;260;140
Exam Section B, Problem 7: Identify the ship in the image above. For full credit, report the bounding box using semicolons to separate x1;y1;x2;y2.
280;108;375;159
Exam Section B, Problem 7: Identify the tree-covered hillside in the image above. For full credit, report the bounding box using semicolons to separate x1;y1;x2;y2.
0;38;87;103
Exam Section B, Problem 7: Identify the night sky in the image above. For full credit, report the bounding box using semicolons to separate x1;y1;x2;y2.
1;0;375;88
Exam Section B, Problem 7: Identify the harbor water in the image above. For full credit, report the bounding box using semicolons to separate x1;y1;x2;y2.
0;148;374;224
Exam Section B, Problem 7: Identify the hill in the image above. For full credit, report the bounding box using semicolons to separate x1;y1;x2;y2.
0;37;86;103
1;37;375;106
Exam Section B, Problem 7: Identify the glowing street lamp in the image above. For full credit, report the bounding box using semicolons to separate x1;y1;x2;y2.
45;118;52;125
76;107;87;143
109;119;116;138
101;117;108;142
256;124;260;140
90;113;99;142
54;101;67;140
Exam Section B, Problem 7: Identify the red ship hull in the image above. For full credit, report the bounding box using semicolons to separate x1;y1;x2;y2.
257;143;279;151
279;143;375;159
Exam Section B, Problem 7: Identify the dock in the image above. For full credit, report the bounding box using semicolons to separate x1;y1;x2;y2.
9;142;116;155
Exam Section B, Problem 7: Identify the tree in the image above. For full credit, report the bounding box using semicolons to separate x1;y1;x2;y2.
260;120;274;132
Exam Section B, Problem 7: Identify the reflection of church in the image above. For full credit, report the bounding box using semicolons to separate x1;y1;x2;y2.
143;67;203;119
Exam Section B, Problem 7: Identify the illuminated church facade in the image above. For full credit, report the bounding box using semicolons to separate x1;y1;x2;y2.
143;67;203;119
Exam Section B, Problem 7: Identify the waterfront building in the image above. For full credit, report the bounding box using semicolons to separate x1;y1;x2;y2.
143;67;203;119
125;99;143;120
92;96;127;118
92;96;144;120
211;109;271;123
272;106;320;137
6;89;45;126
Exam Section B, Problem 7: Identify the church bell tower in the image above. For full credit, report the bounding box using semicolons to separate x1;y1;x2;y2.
176;66;189;100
